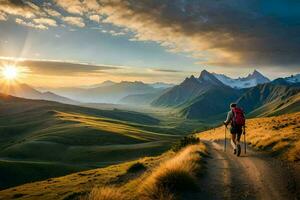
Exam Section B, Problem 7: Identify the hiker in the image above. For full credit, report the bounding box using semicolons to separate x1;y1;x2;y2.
224;103;246;156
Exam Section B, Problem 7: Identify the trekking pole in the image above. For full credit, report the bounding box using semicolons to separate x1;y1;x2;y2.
224;126;227;152
244;133;247;154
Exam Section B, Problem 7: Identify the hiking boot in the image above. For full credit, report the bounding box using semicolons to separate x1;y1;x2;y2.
237;144;241;156
233;149;237;155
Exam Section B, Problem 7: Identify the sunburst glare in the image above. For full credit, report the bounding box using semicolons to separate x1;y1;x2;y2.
2;65;19;81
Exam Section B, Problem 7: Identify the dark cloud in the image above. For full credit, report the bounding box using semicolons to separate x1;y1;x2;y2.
0;59;119;76
96;0;300;68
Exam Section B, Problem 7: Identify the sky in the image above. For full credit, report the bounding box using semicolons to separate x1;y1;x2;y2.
0;0;299;87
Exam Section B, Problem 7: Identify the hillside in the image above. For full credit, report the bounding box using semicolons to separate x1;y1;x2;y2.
198;112;300;161
151;70;300;122
1;112;300;199
0;82;77;105
119;88;168;105
152;70;230;107
0;144;207;200
0;94;180;189
152;70;242;121
237;82;300;117
179;88;241;121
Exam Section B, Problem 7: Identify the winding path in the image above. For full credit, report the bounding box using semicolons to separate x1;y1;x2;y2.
188;141;300;200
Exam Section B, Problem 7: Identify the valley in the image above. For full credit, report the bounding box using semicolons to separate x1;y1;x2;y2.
0;94;191;189
0;69;299;199
0;112;299;200
1;2;300;199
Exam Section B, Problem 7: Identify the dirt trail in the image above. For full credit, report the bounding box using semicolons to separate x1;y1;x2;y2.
191;141;299;200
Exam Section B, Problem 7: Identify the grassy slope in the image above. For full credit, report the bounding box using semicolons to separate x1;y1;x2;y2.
247;92;300;117
237;83;300;118
0;144;207;200
179;88;240;121
0;151;173;200
198;112;300;161
0;95;180;189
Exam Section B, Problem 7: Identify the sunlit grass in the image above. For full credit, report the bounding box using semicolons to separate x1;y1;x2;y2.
0;140;207;200
136;144;207;200
198;112;300;161
85;187;127;200
55;111;176;141
0;152;172;200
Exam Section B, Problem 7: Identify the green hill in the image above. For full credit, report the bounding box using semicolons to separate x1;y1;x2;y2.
0;94;179;189
179;88;241;121
237;82;300;117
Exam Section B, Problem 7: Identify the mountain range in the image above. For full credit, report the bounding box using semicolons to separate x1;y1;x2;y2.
212;70;270;89
1;70;299;121
151;70;300;121
44;81;174;104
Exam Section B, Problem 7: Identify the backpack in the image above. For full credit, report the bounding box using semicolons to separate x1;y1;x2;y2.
232;107;245;126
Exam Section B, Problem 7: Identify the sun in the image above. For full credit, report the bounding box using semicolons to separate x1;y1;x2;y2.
2;65;18;81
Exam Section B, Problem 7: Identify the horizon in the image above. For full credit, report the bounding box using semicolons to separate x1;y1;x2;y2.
0;1;300;87
0;56;298;88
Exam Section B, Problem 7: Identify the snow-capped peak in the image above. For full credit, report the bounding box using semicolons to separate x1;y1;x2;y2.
212;70;270;89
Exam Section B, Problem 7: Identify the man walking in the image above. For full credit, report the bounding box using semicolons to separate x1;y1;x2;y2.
224;103;246;156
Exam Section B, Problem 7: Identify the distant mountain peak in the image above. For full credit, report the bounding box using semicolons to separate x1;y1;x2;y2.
199;70;210;78
102;80;115;85
150;82;175;89
119;81;146;86
183;75;197;83
85;80;116;88
198;70;224;86
244;70;268;80
242;70;270;83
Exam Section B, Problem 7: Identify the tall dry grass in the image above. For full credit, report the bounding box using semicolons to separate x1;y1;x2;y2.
84;187;127;200
138;144;207;200
86;144;207;200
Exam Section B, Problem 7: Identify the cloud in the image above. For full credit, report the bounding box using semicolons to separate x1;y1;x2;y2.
89;14;100;23
54;0;100;15
100;29;126;36
1;0;300;69
33;18;57;27
15;18;48;30
0;0;41;18
62;16;85;27
0;57;190;86
89;0;300;69
54;0;86;15
151;69;183;73
0;12;7;21
43;8;61;17
0;58;120;76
